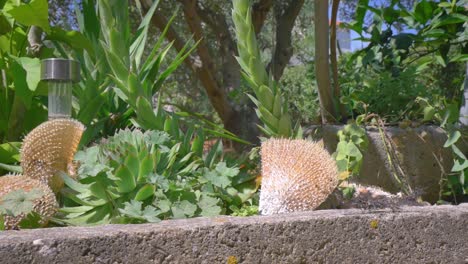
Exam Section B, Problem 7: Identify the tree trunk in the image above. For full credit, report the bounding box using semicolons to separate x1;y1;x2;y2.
314;0;336;123
330;0;346;122
269;0;305;81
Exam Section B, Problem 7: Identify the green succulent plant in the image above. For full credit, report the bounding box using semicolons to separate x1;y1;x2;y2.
60;129;258;225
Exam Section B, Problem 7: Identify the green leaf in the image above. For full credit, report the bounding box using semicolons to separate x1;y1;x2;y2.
444;130;461;147
124;154;140;178
198;194;221;217
171;200;197;218
138;155;154;182
134;184;155;201
89;181;110;201
0;14;11;35
0;214;4;230
414;0;434;24
451;160;468;172
0;163;21;173
10;59;32;107
203;169;231;188
7;0;50;33
130;0;160;69
14;57;41;92
115;165;137;193
156;199;171;213
18;211;42;229
451;145;467;160
204;140;222;168
0;142;21;163
215;162;239;178
423;106;436;121
46;27;94;57
0;188;43;217
191;132;204;157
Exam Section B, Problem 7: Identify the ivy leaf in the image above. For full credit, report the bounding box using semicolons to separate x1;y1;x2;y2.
171;200;197;219
198;194;222;217
0;188;43;217
0;214;4;230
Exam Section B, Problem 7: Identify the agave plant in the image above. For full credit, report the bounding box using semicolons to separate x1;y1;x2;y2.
60;129;258;225
232;0;299;138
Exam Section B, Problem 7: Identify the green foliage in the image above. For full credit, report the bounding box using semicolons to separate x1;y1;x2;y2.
60;129;257;225
341;0;467;121
0;0;50;147
279;64;320;124
230;204;258;216
0;188;43;217
333;123;369;181
232;0;297;138
340;61;433;121
0;188;45;229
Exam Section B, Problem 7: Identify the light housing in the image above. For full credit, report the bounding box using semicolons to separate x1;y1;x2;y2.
40;58;80;119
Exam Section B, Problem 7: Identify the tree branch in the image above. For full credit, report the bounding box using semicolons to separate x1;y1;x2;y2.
268;0;305;81
177;0;235;122
195;2;240;92
252;0;274;35
142;1;234;124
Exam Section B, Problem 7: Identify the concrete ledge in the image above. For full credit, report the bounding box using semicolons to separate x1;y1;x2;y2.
305;125;468;203
1;205;468;263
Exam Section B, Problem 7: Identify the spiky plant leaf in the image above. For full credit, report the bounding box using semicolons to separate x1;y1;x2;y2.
232;0;295;138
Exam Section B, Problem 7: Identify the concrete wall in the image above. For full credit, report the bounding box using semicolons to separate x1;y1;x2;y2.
305;125;466;203
1;205;467;263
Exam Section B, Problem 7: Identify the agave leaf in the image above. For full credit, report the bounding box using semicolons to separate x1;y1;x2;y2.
257;106;279;130
129;0;160;69
104;45;128;83
258;85;274;110
277;114;292;137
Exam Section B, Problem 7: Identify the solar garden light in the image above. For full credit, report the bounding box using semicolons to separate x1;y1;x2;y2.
40;58;80;119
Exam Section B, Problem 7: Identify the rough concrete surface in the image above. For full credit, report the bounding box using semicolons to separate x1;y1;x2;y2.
305;125;465;203
1;205;467;264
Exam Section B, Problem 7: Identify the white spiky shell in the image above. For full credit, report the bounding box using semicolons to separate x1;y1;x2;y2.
259;138;338;215
0;175;57;230
21;119;85;192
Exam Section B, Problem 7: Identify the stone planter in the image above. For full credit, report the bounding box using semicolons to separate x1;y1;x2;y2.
1;205;467;263
306;125;467;203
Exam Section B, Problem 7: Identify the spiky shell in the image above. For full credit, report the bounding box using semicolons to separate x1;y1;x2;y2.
0;175;57;230
259;138;338;215
21;119;85;192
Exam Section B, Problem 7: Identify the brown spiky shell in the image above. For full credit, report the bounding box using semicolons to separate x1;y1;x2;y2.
259;138;338;215
20;119;85;192
0;175;57;230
